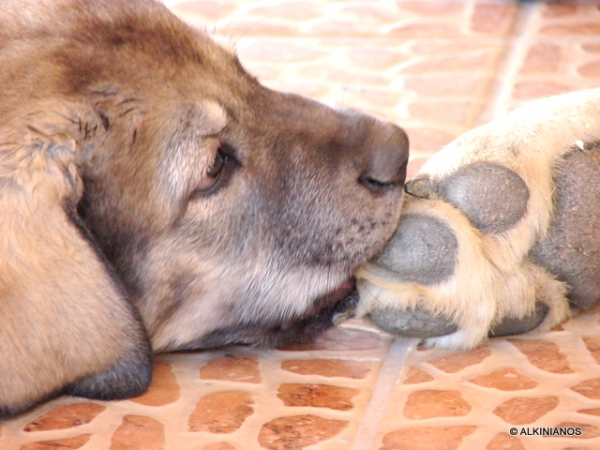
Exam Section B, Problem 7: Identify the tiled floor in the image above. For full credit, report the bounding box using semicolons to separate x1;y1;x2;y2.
3;0;600;449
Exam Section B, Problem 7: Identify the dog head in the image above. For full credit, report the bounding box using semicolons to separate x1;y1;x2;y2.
73;6;409;351
3;0;408;353
0;0;407;417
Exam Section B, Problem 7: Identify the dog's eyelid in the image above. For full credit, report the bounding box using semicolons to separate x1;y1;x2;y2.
217;142;240;164
188;145;238;200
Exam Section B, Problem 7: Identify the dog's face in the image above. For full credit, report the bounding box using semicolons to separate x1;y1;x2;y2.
36;0;409;351
82;76;406;349
81;75;408;351
0;0;407;418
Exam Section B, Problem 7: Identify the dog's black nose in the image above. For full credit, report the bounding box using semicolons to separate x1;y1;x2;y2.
358;121;409;194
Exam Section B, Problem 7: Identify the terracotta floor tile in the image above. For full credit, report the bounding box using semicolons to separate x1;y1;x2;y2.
169;2;237;22
571;378;600;400
485;432;525;450
404;390;472;420
277;383;359;411
578;407;600;417
507;339;574;374
398;53;495;76
388;23;459;39
492;396;560;425
258;415;348;450
578;60;600;78
188;391;254;433
582;42;600;53
397;1;463;17
541;2;578;17
470;4;517;35
408;99;480;126
199;354;262;383
130;362;180;407
280;359;372;379
539;23;600;37
23;403;105;432
19;434;91;450
519;42;562;74
582;336;600;364
403;366;434;385
109;415;165;450
247;2;322;21
345;46;408;69
554;422;600;439
426;346;492;373
512;80;572;101
468;368;538;391
200;444;238;450
403;74;489;98
379;426;477;450
402;127;458;154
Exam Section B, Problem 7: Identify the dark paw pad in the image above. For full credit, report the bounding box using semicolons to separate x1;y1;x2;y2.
375;214;458;286
369;306;458;338
437;162;529;234
488;301;549;337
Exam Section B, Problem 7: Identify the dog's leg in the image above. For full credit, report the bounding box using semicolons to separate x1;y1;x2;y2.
357;88;600;349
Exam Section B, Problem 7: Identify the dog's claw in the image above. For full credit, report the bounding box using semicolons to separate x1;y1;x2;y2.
405;175;435;198
331;290;359;325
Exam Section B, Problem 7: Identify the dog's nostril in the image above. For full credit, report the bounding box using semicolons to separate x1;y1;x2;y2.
359;169;405;193
359;123;409;194
362;176;391;189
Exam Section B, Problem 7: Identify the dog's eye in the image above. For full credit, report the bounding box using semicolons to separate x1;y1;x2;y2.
189;146;237;199
199;151;227;190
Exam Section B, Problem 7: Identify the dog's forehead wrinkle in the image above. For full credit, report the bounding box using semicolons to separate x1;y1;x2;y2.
193;100;227;135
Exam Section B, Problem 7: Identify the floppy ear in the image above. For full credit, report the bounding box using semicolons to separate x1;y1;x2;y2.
0;103;152;419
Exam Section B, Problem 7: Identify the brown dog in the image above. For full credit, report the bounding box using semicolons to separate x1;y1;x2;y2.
0;0;408;418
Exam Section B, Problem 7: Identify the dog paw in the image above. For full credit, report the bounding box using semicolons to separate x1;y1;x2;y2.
356;89;600;349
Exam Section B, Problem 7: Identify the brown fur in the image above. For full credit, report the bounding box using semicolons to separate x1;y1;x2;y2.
0;0;408;419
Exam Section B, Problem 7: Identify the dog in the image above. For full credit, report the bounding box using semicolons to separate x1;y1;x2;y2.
0;0;408;419
355;89;600;350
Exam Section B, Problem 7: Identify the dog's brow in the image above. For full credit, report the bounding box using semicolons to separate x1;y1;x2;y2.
195;100;227;136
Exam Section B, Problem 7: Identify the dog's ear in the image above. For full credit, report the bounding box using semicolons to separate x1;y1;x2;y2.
0;102;152;419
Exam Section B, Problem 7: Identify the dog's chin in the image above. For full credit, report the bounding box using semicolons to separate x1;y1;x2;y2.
187;278;358;350
252;279;359;349
258;277;359;348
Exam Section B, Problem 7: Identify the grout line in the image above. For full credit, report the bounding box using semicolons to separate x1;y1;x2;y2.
349;337;415;450
474;2;538;125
